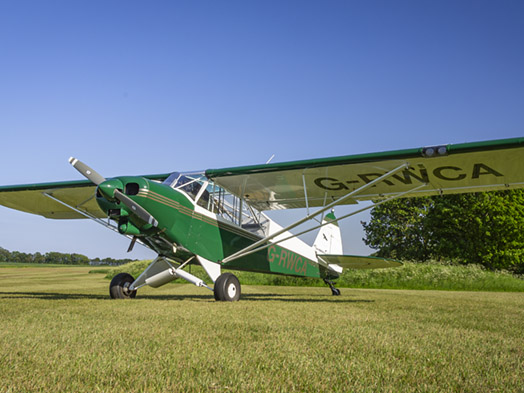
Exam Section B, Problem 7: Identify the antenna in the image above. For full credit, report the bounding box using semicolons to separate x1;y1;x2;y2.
265;154;275;164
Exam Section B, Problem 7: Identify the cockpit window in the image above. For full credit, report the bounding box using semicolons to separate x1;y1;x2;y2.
178;177;202;200
163;172;181;187
163;172;207;206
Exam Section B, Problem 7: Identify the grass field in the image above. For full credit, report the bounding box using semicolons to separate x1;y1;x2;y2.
1;266;523;392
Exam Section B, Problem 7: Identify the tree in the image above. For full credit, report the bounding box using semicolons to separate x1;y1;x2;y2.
32;252;45;264
361;197;434;261
362;189;524;273
45;252;64;264
71;253;89;265
0;247;10;262
426;191;524;271
10;251;32;263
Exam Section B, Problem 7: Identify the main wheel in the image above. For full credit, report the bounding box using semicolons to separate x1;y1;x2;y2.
331;288;341;296
109;273;137;299
213;273;241;301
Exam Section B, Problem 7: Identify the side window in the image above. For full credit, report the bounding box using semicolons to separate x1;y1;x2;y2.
196;188;210;209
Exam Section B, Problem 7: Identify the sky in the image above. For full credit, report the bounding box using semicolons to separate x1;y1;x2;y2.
0;0;523;260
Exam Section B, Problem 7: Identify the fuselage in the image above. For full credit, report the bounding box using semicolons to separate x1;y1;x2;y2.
95;173;337;280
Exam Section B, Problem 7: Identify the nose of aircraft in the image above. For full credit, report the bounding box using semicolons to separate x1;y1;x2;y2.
98;178;124;201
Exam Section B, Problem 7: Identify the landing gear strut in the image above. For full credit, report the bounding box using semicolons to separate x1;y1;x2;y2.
324;278;341;296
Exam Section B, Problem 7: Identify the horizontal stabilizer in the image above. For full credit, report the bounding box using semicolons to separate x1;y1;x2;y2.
318;254;402;269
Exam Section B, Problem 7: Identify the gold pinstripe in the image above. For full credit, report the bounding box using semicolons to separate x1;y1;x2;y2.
138;189;218;227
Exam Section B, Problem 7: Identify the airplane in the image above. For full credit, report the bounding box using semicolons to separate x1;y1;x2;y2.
0;136;523;301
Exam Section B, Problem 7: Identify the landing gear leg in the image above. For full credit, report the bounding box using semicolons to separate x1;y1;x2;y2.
324;279;341;296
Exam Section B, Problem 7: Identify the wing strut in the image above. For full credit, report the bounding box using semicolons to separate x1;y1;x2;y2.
222;182;426;264
302;173;310;217
221;163;410;263
42;191;146;248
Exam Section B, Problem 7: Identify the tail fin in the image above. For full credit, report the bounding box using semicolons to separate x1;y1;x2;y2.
313;212;343;254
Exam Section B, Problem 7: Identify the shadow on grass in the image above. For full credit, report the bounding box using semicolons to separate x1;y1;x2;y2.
0;291;108;300
0;291;374;303
240;293;375;303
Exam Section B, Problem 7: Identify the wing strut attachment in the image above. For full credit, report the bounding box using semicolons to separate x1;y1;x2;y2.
221;163;410;264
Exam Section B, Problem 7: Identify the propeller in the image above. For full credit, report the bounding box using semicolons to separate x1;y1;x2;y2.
69;157;159;228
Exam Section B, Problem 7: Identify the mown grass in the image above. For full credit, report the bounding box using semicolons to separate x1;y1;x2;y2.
0;261;86;268
104;259;524;292
1;266;523;392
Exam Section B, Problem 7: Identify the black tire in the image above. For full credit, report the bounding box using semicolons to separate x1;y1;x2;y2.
109;273;137;299
331;288;341;296
213;274;225;301
213;273;241;301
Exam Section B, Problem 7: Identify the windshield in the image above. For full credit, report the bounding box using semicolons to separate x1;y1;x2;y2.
163;172;209;208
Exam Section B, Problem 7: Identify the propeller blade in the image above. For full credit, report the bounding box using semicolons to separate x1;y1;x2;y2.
68;157;106;186
127;236;137;253
114;190;159;227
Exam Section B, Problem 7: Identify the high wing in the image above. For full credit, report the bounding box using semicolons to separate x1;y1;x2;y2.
2;137;523;218
206;137;524;211
0;174;170;219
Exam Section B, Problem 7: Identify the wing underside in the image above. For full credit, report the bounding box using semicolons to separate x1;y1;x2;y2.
0;181;103;219
206;137;524;211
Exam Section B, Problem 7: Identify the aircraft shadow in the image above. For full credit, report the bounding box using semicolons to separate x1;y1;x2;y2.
0;291;108;300
0;291;210;301
0;291;374;303
240;293;375;303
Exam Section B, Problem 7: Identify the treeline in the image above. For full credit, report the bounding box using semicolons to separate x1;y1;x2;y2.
0;247;135;266
362;189;524;274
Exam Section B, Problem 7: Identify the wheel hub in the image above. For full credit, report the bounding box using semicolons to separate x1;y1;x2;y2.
226;283;237;298
122;281;132;296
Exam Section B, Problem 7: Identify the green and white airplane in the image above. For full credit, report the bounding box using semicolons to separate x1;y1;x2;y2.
1;137;523;301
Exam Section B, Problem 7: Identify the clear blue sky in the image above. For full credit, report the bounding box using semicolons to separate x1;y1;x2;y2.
1;1;523;260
